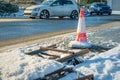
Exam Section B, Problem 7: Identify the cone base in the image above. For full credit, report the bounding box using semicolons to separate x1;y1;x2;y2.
68;41;92;49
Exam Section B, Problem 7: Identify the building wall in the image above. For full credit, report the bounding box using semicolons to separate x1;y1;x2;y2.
112;0;120;11
107;0;120;14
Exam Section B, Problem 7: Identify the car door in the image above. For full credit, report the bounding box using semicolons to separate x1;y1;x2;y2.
62;0;75;16
50;0;65;16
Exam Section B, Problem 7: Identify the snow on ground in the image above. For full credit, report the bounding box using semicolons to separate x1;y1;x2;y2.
0;24;120;80
59;44;120;80
75;44;120;80
0;48;63;80
0;9;25;18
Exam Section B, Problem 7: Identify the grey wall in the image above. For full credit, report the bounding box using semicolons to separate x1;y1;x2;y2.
112;0;120;11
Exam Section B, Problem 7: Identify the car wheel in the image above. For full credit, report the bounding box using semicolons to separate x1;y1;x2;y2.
108;13;111;15
97;12;99;15
40;10;49;19
70;10;78;19
90;12;92;15
100;13;103;15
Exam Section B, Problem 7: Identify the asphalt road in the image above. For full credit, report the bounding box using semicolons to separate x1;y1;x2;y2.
0;15;120;41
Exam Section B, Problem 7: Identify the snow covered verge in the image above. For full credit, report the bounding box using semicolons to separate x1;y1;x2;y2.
0;22;120;80
77;44;120;80
61;44;120;80
0;49;64;80
0;43;120;80
0;9;25;18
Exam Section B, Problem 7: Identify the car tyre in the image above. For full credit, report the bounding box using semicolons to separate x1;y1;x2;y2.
108;13;111;15
90;12;93;15
70;10;78;19
97;12;99;15
40;10;49;19
100;13;103;15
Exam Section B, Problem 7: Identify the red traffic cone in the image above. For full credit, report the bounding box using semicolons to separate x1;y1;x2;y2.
69;8;91;48
76;8;87;42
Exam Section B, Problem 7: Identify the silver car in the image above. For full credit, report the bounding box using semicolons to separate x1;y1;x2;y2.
24;0;79;19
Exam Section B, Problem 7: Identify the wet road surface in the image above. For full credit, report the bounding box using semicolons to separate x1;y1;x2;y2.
0;15;120;41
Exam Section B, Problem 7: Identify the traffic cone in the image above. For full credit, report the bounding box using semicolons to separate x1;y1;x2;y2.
69;8;91;48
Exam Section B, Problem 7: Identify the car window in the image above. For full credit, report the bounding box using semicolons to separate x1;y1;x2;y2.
96;3;106;7
63;1;73;5
51;1;63;6
41;0;54;5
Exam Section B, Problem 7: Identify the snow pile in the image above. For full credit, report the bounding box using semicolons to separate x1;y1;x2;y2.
0;49;63;80
74;44;120;80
